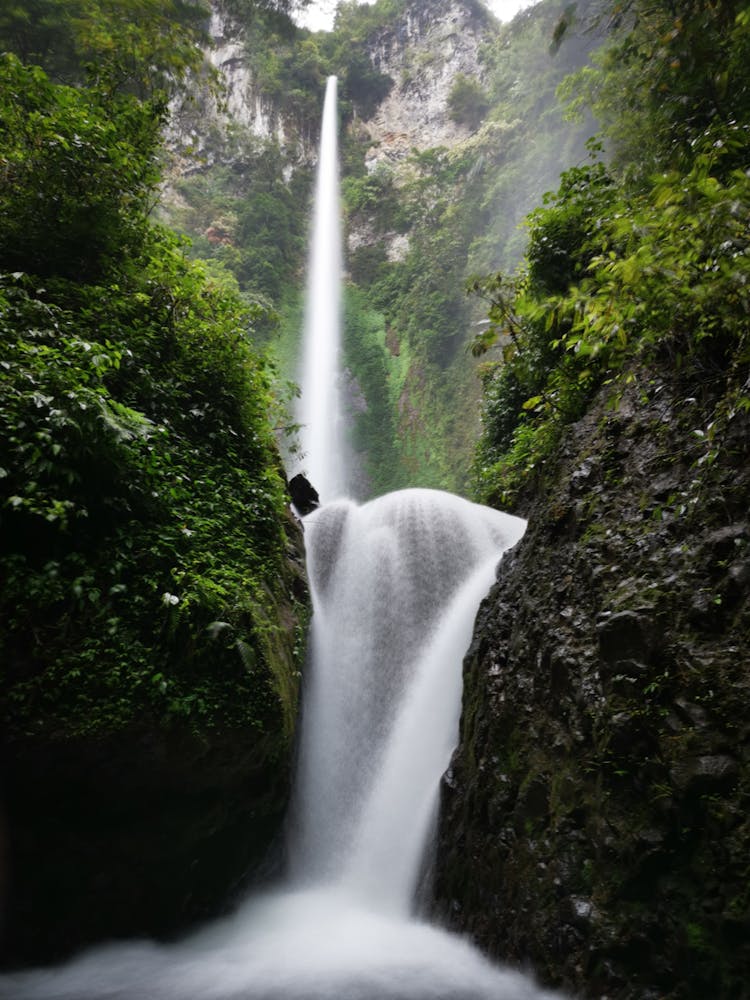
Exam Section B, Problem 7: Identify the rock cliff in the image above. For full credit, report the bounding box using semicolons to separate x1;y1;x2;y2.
165;4;316;175
1;508;308;967
359;0;490;171
436;361;750;999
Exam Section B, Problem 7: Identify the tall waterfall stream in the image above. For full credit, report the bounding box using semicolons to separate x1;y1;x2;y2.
295;76;346;503
0;78;565;1000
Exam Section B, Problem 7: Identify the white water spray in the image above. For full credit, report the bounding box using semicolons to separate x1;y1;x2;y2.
0;488;566;1000
296;75;345;503
289;489;526;901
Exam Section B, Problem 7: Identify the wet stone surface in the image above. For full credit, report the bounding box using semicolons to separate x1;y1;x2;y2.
435;366;750;1000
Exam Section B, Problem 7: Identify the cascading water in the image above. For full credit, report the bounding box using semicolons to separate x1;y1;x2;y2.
1;489;564;1000
289;490;527;907
0;80;568;1000
295;75;345;503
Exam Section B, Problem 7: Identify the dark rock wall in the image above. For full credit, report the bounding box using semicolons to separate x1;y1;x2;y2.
2;726;284;965
436;366;750;999
1;511;308;968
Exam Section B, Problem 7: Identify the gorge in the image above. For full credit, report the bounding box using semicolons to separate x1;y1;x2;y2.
1;0;748;998
1;74;547;1000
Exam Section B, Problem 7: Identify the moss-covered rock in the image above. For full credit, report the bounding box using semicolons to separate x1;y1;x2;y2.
0;505;308;968
0;27;311;976
435;363;750;999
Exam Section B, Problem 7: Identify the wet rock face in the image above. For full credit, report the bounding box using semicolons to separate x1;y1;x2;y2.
362;0;489;171
0;512;309;968
435;367;750;1000
1;726;288;966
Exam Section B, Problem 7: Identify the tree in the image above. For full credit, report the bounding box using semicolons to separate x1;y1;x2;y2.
561;0;750;180
448;73;490;130
0;55;162;280
0;0;211;97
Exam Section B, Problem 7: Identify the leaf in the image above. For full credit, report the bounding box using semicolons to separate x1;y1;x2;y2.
235;639;257;673
522;394;544;411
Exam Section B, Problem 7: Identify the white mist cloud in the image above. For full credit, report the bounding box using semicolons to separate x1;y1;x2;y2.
294;0;537;33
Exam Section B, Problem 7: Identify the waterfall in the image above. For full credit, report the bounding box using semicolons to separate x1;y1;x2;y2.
289;489;526;909
296;75;345;503
0;489;567;1000
0;79;569;1000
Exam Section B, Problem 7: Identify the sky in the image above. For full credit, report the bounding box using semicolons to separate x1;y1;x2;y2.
294;0;536;32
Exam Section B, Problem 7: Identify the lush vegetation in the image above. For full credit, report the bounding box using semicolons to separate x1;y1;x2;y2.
0;0;210;96
340;0;599;492
0;3;304;743
168;137;312;309
473;0;750;508
158;0;601;496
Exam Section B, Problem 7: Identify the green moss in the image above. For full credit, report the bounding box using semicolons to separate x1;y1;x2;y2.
0;57;305;746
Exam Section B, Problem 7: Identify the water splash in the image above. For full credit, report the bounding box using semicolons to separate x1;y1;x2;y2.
289;489;526;901
0;888;561;999
296;76;345;503
0;490;568;1000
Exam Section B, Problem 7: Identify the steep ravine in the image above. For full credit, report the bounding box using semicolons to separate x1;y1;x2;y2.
162;0;597;497
436;364;750;998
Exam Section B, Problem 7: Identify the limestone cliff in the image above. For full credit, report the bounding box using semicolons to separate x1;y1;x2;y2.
166;0;489;174
359;0;489;170
165;3;316;175
345;0;491;271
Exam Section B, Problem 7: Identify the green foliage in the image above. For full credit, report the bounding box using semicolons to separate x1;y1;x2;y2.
169;135;312;307
0;0;211;98
342;287;399;496
447;73;490;130
241;0;396;122
0;55;161;280
560;0;750;181
336;47;394;120
525;155;615;296
0;59;300;741
348;243;390;287
342;165;408;234
0;251;293;737
364;148;479;369
473;0;750;507
330;0;407;42
222;0;301;22
474;148;750;507
242;14;328;123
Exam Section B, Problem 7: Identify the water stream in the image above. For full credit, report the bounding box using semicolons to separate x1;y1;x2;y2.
0;77;565;1000
1;487;559;1000
295;75;346;503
